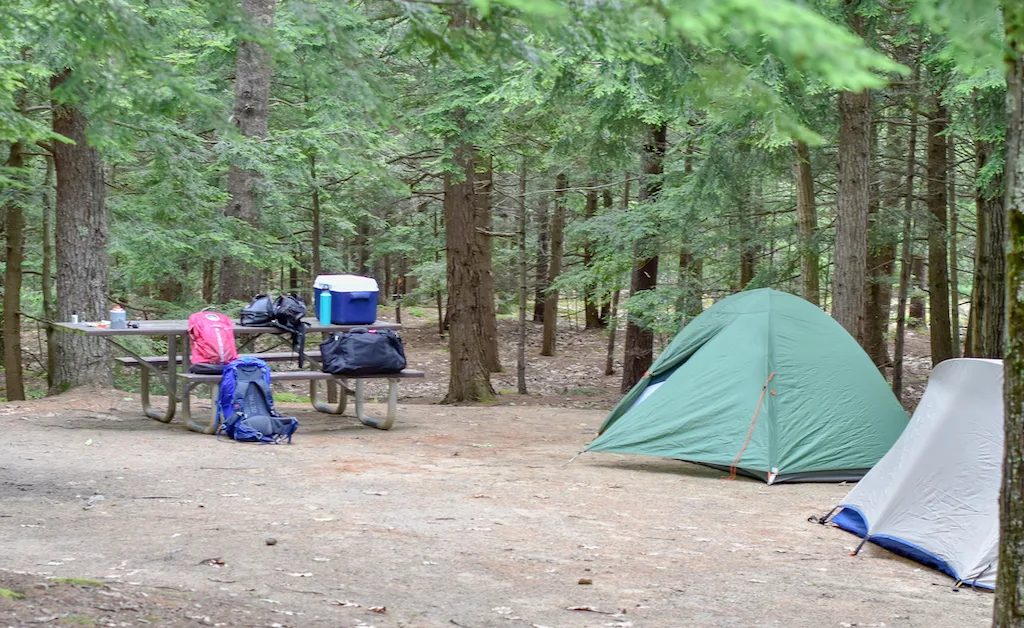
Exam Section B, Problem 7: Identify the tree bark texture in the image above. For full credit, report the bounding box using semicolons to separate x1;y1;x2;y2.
583;189;602;329
969;139;1007;358
42;155;56;388
605;289;620;376
599;189;615;326
442;141;494;403
677;250;703;323
949;136;961;357
622;123;666;393
533;192;549;323
833;85;872;342
926;94;954;365
474;158;501;372
910;255;926;325
892;90;919;403
541;173;567;356
219;0;277;303
863;124;895;372
310;153;322;282
3;139;26;400
794;140;821;305
51;69;112;390
995;7;1024;625
517;159;528;395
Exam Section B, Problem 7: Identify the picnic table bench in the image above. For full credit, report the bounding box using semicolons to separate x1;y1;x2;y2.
55;318;423;433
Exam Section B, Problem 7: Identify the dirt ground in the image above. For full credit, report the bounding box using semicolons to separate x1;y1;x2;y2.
1;319;977;628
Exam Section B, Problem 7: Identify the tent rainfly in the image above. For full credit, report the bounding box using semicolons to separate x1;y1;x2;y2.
823;358;1003;589
587;288;908;483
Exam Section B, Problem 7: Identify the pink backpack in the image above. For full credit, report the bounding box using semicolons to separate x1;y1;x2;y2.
187;311;239;366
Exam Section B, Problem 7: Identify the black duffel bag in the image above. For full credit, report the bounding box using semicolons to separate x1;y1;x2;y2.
320;328;406;375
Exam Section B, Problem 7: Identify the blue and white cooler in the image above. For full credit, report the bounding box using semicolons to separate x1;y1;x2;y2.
313;275;380;325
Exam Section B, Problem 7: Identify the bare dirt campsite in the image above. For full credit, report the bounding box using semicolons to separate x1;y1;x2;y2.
0;321;991;628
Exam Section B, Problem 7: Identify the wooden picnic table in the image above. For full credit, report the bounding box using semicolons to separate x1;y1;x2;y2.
53;318;403;430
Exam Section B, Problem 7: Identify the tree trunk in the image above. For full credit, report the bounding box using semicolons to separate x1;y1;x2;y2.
433;205;445;335
794;139;821;305
42;155;56;388
532;191;549;323
442;141;494;403
949;135;961;357
517;158;528;395
833;82;872;341
909;255;926;325
995;6;1024;624
926;94;954;365
310;152;322;282
474;156;501;371
3;139;26;400
738;191;756;289
219;0;276;303
599;189;614;326
892;84;919;403
622;123;666;393
583;189;602;329
605;290;620;376
677;251;703;323
51;68;111;390
202;260;215;303
864;123;896;372
541;173;567;356
968;138;1007;358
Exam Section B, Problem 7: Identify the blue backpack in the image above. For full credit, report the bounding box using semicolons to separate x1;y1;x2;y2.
217;357;299;444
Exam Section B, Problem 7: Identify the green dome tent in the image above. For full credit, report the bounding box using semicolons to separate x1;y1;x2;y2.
587;289;908;484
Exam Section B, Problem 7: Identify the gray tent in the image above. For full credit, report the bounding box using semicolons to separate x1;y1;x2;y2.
824;358;1003;589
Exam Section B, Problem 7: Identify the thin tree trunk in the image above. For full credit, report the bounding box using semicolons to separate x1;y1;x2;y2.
51;68;111;390
604;289;620;376
202;260;215;303
738;191;756;288
434;206;445;335
833;7;872;341
583;189;602;329
533;191;549;323
442;141;494;402
622;123;666;392
42;155;56;388
310;153;322;281
995;6;1024;625
910;255;926;325
794;139;820;305
949;134;961;357
219;0;276;303
474;156;501;372
864;123;896;372
517;158;528;395
926;94;954;365
969;138;1007;358
541;173;567;356
3;139;26;400
892;83;920;403
599;189;614;325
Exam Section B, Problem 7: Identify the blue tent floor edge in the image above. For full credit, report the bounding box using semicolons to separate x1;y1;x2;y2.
830;506;994;591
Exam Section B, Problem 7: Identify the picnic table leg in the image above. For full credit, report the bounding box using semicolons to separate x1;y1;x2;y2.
310;376;347;415
355;378;399;430
140;334;178;423
183;380;219;435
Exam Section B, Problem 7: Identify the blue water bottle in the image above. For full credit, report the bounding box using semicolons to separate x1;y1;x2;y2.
318;290;332;326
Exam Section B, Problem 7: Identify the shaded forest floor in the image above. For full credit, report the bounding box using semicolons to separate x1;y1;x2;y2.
1;387;991;628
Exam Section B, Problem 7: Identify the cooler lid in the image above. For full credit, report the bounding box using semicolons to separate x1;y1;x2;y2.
314;274;379;293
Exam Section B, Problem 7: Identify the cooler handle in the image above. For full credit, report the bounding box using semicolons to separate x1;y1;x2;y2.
350;292;372;299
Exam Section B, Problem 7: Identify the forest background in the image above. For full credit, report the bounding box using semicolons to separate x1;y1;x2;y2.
3;0;1024;624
